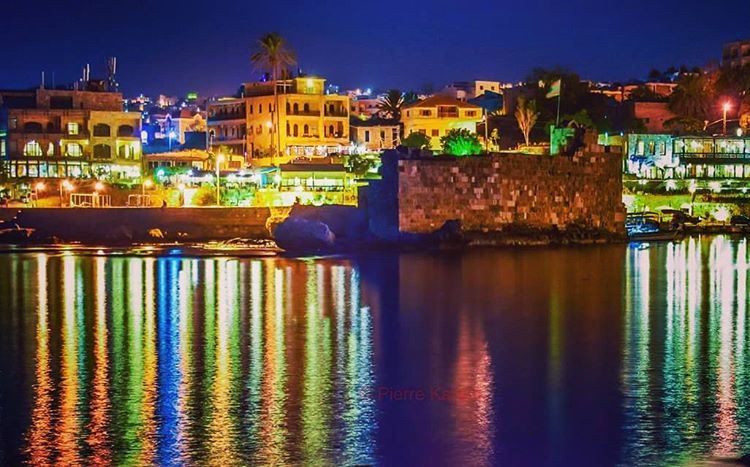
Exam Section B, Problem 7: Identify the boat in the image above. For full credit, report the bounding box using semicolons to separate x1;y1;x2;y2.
626;213;683;241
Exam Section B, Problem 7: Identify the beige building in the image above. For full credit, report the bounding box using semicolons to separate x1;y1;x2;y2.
443;80;502;100
0;87;142;180
723;39;750;68
401;95;482;150
350;117;400;152
209;76;350;167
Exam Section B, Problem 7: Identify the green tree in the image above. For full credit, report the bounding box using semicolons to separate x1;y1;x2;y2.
251;33;296;164
401;132;431;150
403;91;419;106
514;97;539;146
377;89;404;119
716;64;750;117
668;73;714;124
344;153;378;177
440;129;482;156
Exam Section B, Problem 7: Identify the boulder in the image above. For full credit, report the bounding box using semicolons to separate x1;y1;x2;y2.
273;217;336;252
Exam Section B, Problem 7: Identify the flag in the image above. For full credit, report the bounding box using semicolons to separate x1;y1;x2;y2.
546;79;561;99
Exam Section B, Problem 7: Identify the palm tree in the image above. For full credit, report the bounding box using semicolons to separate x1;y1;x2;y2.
251;33;296;164
514;97;538;146
377;89;404;120
668;74;713;125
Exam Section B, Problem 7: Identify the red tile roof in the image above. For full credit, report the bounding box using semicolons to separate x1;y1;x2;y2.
403;94;481;109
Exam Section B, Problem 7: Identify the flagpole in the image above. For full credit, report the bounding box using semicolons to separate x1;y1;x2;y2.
555;82;562;128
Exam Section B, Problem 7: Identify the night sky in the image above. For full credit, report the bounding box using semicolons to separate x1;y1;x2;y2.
3;0;749;98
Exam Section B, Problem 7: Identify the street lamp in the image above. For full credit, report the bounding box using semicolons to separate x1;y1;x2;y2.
34;182;45;207
142;178;153;198
59;180;74;207
216;154;225;206
723;101;732;135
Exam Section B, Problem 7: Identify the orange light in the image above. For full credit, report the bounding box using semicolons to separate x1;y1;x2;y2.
34;182;45;192
723;102;732;113
94;182;105;192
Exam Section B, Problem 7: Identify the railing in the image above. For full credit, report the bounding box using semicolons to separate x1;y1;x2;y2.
210;112;245;121
324;110;348;117
288;110;320;117
437;111;459;118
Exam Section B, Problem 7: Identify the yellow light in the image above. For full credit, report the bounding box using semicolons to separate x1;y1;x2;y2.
723;102;732;113
35;182;45;191
94;182;104;192
266;121;273;128
143;179;154;188
217;154;225;163
62;180;74;191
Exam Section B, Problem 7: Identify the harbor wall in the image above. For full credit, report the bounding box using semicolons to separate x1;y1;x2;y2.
0;207;272;242
391;151;626;235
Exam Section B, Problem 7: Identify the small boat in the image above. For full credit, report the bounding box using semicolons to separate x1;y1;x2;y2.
626;213;683;242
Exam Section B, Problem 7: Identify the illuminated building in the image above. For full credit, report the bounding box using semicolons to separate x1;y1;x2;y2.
0;87;142;180
206;97;247;158
349;117;400;152
723;39;750;68
401;95;482;150
207;76;350;167
443;80;502;101
349;95;381;117
625;133;750;179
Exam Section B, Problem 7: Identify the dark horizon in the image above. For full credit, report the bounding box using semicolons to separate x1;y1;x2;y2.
3;0;749;98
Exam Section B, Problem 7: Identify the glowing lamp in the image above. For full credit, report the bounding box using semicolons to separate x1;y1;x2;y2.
34;182;45;192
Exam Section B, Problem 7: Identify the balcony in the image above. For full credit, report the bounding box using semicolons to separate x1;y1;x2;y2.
210;112;245;121
437;110;459;118
324;109;348;117
287;110;321;117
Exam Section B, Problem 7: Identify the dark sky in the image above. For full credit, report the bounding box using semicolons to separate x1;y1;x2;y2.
3;0;749;98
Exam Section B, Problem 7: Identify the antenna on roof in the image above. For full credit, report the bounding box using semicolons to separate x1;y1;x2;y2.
41;71;45;89
107;57;119;92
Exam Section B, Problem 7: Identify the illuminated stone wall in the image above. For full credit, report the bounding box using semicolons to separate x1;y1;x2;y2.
396;151;625;234
0;207;272;241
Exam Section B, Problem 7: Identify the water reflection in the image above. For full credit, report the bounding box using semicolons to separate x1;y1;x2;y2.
9;238;750;464
622;237;750;464
14;255;380;465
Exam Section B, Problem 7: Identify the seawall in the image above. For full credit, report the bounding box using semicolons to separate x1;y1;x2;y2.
390;151;625;235
0;207;271;242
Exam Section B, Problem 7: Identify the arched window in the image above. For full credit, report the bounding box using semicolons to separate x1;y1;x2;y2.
93;123;111;137
293;103;299;114
303;124;309;136
65;143;82;157
303;103;310;113
46;122;55;133
23;122;43;133
117;125;134;137
286;102;291;114
93;144;112;159
23;141;43;156
286;122;291;136
293;124;298;137
328;125;334;136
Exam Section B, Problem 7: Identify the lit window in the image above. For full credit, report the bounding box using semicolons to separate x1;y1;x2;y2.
65;143;82;157
68;122;79;135
431;129;439;137
23;141;43;156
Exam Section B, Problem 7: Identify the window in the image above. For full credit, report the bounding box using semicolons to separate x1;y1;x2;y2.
293;124;299;137
431;129;439;137
365;130;370;142
47;142;54;156
23;141;43;156
293;103;299;114
93;123;111;137
303;124;309;136
466;111;477;117
65;143;82;157
9;117;17;130
117;125;134;137
249;104;253;114
303;103;310;113
118;144;134;159
420;110;431;116
259;104;263;113
93;144;111;159
23;122;43;133
67;122;79;135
